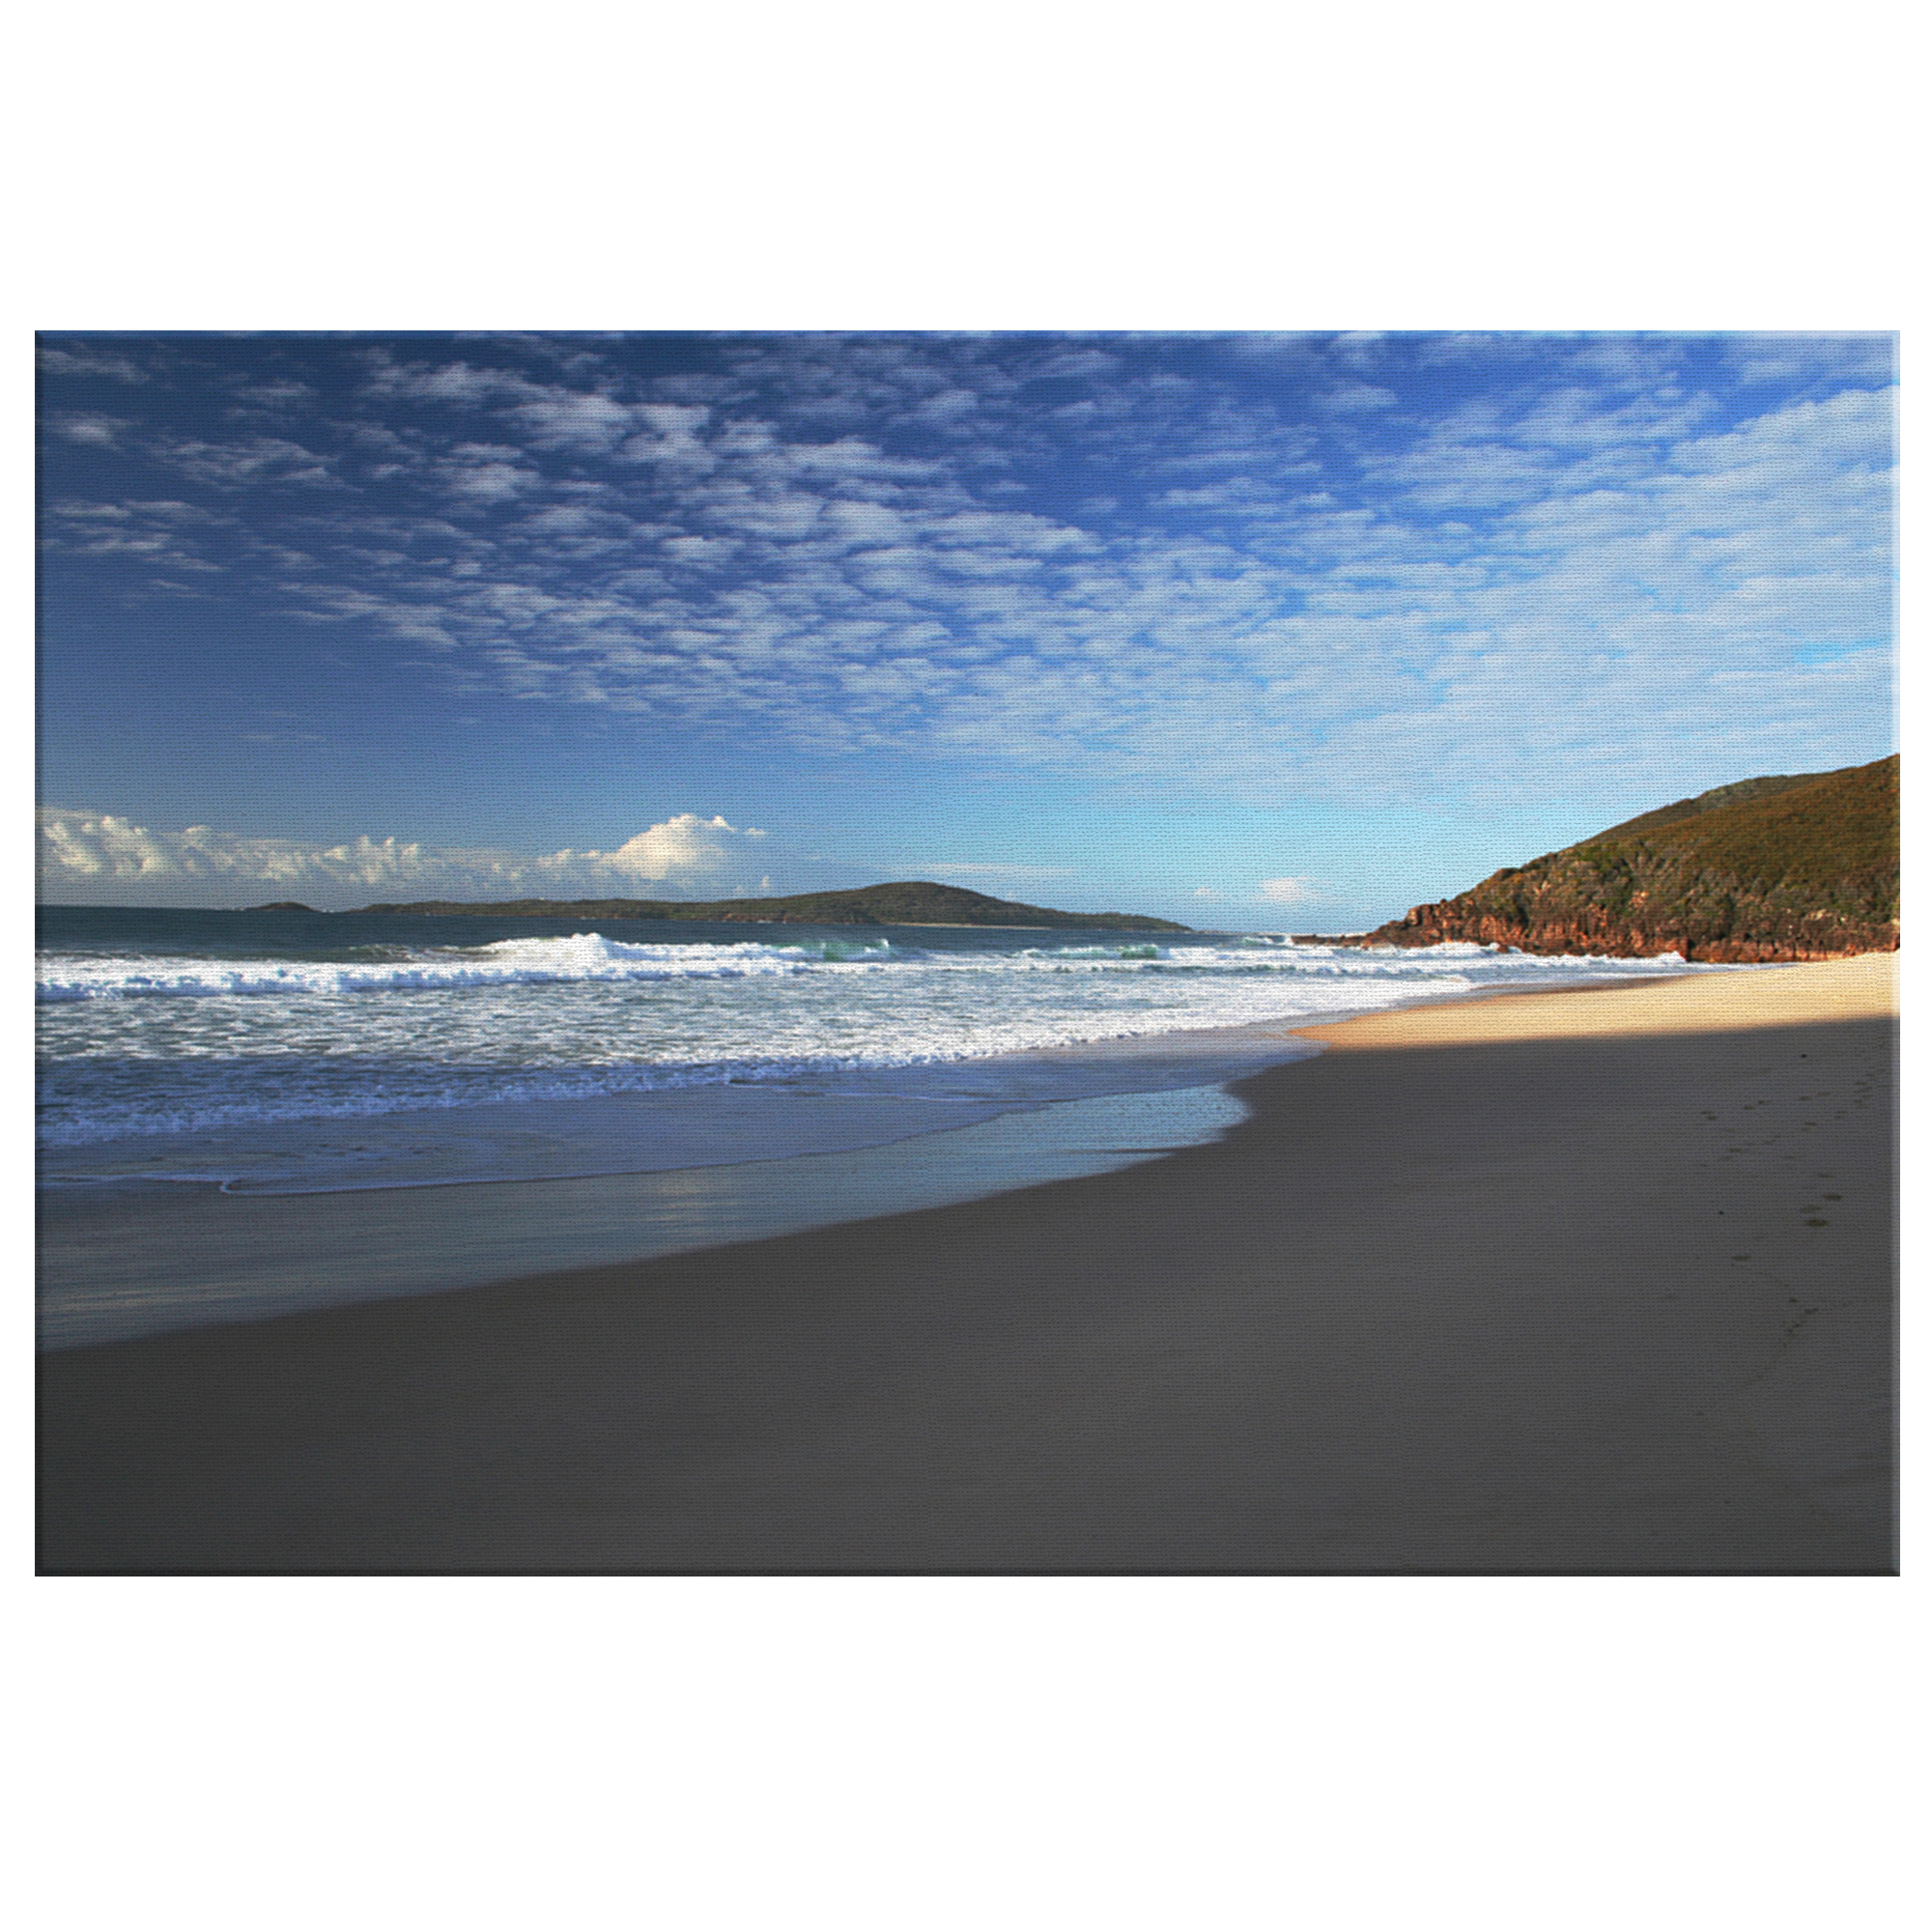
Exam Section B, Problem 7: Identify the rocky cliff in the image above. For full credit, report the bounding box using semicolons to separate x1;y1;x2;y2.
1368;754;1899;961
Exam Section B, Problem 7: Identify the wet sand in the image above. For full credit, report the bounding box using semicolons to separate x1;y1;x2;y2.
38;955;1896;1573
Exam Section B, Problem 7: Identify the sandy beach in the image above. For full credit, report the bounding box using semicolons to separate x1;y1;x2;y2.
37;954;1896;1574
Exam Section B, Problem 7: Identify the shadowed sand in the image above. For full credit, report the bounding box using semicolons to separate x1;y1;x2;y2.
38;955;1896;1573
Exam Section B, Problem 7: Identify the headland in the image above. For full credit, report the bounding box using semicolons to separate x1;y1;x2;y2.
1368;754;1898;961
335;880;1191;931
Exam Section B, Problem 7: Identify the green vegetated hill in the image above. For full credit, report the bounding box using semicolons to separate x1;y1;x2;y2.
355;879;1191;933
1367;753;1899;961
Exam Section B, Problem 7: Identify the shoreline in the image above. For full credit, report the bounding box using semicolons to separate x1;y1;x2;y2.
33;954;1727;1203
39;954;1896;1573
35;1081;1255;1351
34;961;1721;1347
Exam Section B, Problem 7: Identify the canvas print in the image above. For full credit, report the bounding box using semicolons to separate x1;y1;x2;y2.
35;331;1897;1573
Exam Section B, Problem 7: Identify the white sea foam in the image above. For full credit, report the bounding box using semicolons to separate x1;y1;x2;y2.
34;932;897;1002
37;928;1737;1154
35;931;1691;1005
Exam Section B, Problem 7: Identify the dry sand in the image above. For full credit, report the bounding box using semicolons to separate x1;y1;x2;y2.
38;954;1896;1573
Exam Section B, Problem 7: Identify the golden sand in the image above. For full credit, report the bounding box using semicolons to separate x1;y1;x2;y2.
1294;951;1897;1049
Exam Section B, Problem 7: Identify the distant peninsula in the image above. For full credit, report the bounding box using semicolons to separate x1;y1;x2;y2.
1367;753;1899;962
335;880;1192;932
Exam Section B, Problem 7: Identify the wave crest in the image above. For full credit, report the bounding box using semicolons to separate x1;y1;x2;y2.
36;930;1706;1004
35;932;899;1002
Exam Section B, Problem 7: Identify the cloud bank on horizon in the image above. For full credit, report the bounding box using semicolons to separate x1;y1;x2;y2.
37;330;1895;919
38;807;770;907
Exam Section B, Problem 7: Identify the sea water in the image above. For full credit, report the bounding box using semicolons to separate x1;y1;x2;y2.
37;905;1738;1345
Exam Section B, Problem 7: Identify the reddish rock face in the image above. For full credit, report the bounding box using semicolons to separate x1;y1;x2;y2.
1370;903;1895;963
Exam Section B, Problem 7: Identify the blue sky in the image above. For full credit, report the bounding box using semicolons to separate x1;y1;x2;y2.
36;330;1896;926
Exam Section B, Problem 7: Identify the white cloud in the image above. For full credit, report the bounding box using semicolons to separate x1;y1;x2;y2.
38;809;771;909
484;374;1866;807
919;863;1076;883
1024;347;1120;381
1255;877;1319;904
1720;333;1894;388
43;334;1894;827
40;346;147;383
512;391;639;452
359;355;532;407
432;441;538;501
227;377;316;411
50;413;128;445
1321;380;1397;411
157;436;339;489
40;497;232;576
549;814;766;884
1328;331;1385;371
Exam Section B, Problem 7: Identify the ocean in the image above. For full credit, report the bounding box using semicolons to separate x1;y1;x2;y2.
37;905;1739;1344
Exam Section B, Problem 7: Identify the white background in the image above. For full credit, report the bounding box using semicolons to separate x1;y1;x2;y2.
9;4;1921;1927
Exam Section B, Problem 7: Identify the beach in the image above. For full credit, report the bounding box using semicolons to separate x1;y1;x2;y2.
38;953;1896;1574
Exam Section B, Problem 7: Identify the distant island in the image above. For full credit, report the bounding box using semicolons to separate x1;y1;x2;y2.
285;880;1192;932
1368;753;1899;962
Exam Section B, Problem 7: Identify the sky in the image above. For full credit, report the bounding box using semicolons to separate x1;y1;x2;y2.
36;330;1896;928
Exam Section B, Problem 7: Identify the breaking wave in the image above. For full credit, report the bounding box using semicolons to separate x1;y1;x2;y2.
36;929;1696;1005
35;932;899;1003
38;919;1739;1156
